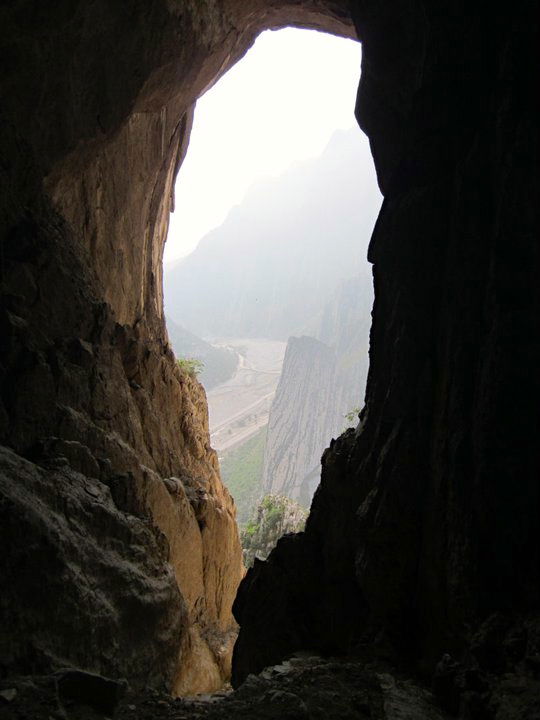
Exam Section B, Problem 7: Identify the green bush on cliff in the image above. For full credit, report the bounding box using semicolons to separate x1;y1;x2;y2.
343;405;362;431
241;494;308;567
176;356;205;377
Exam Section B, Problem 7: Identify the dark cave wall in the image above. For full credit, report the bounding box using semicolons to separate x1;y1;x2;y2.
233;0;539;684
354;0;540;655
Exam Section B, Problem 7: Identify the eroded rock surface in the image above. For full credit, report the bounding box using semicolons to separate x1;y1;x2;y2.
261;274;373;506
0;0;359;695
232;0;539;715
3;649;540;720
0;446;186;686
0;185;243;691
262;337;337;503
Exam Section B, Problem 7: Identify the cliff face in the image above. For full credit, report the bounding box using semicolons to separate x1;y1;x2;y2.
0;0;354;694
262;276;372;505
0;230;243;691
316;274;372;418
241;494;308;567
262;336;337;505
232;1;540;709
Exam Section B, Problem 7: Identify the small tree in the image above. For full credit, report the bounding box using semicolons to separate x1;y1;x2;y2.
176;356;204;377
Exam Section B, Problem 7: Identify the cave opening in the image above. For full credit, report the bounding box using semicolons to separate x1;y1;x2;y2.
1;2;537;717
162;27;382;570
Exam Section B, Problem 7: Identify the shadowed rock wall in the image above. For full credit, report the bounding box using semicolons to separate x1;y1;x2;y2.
233;0;540;692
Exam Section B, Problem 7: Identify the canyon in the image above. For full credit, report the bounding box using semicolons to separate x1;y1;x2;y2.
165;126;377;510
261;274;373;505
0;1;538;719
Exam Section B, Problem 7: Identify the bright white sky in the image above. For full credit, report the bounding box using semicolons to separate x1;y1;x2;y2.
164;28;362;263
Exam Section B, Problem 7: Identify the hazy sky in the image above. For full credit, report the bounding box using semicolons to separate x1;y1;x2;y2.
164;28;364;263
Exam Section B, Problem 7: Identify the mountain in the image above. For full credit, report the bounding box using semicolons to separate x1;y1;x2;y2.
165;316;238;389
261;336;336;505
261;275;372;505
164;127;381;340
314;273;372;422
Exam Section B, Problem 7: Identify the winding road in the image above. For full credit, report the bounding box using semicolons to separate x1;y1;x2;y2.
206;338;286;454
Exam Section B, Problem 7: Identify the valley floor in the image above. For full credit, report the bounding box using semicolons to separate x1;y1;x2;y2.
206;339;286;454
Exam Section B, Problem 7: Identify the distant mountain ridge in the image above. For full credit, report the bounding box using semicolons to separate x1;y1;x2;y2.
164;127;381;340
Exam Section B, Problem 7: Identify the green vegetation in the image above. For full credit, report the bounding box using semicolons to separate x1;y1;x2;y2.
176;356;205;377
241;494;308;567
167;316;238;388
219;426;267;526
343;406;362;428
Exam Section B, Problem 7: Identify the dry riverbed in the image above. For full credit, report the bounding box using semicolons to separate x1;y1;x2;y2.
206;339;286;454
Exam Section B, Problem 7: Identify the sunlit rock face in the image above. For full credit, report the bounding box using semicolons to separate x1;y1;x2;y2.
0;0;356;696
232;0;540;708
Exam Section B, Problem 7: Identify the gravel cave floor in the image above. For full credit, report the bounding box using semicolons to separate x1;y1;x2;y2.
1;651;539;720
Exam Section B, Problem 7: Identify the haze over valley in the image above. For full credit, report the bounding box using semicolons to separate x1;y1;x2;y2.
165;125;381;560
206;338;286;453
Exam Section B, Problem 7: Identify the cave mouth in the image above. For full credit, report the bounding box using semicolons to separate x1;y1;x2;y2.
2;0;537;715
162;27;381;569
1;3;382;701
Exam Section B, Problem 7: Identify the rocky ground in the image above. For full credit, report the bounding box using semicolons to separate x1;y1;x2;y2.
0;655;445;720
1;652;539;720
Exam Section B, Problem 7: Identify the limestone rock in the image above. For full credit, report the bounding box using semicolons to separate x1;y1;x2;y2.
0;0;354;694
55;669;128;716
0;658;456;719
241;494;308;566
261;275;372;506
233;430;366;685
0;446;186;687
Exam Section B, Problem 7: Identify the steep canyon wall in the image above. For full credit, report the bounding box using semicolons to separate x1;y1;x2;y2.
261;275;373;505
0;0;355;694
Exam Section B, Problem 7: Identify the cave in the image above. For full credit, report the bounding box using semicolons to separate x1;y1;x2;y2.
0;2;538;719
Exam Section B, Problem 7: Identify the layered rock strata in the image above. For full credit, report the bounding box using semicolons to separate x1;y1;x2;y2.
262;276;372;505
262;336;337;504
